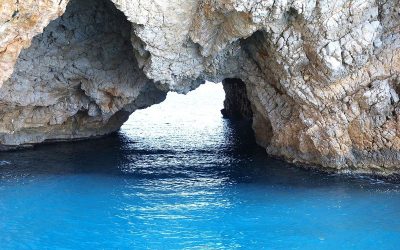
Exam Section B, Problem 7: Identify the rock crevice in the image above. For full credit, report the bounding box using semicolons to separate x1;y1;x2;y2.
221;78;253;120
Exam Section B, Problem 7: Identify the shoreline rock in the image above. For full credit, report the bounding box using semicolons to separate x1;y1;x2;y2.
0;0;399;175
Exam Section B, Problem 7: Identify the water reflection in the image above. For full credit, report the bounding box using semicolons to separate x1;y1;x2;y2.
0;82;399;249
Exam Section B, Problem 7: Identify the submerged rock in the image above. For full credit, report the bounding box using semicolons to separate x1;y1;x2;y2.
0;0;399;175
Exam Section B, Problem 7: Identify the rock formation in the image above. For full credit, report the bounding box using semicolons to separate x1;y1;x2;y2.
0;0;399;175
0;0;166;148
221;78;253;119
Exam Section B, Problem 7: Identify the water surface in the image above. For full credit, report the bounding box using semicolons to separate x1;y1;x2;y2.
0;83;399;249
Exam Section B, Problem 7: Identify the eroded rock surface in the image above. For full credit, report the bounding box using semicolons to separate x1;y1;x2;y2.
0;0;68;85
1;0;400;174
0;0;166;147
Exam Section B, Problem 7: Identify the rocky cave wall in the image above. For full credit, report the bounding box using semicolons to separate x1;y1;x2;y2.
221;78;253;120
1;0;400;174
0;0;166;148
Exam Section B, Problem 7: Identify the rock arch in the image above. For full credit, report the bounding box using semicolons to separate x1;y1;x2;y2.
0;0;399;174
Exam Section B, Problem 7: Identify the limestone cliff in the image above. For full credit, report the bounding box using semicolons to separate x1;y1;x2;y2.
0;0;399;175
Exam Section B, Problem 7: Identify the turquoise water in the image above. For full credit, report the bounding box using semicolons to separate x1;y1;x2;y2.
0;83;399;249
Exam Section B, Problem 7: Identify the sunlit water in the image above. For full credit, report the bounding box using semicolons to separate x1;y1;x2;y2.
0;83;400;249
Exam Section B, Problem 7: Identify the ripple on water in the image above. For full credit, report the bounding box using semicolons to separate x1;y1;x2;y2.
0;82;400;249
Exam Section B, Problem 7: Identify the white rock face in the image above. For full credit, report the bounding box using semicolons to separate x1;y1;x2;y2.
0;0;399;174
0;0;68;85
0;0;166;147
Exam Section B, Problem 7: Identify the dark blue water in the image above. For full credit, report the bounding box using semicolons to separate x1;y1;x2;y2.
0;83;399;249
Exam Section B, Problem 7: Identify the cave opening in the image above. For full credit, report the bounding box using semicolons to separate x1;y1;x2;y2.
0;0;259;150
119;80;257;152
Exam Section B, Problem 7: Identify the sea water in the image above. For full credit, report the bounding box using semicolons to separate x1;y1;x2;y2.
0;83;399;249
